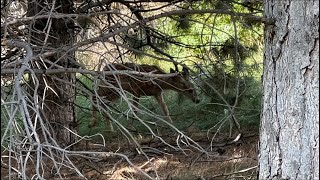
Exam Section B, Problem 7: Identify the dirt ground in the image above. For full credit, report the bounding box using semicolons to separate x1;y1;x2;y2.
1;130;259;180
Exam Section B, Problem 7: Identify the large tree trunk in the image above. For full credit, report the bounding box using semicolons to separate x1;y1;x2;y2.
259;0;319;179
27;0;77;145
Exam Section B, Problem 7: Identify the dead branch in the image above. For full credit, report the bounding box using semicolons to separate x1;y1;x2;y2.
211;165;258;178
1;67;179;78
1;11;118;28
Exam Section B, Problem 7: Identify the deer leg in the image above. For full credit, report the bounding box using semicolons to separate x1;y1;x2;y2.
102;104;114;132
92;104;114;132
229;116;233;138
127;96;140;127
156;92;173;123
90;105;98;128
106;114;114;132
102;107;114;132
223;109;233;138
132;96;140;115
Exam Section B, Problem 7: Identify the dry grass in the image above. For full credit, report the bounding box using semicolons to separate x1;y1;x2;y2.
1;132;258;180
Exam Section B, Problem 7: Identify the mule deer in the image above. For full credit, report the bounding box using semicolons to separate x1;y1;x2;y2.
91;63;200;131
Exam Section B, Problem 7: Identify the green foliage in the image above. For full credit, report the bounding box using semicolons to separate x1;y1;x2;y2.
149;0;263;63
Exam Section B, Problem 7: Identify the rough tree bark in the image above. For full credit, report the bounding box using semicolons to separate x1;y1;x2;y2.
27;0;77;145
259;0;319;179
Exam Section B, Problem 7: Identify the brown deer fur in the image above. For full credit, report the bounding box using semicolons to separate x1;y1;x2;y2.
91;63;200;131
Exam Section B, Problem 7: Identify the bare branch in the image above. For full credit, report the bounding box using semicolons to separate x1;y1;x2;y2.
1;11;118;28
1;67;180;77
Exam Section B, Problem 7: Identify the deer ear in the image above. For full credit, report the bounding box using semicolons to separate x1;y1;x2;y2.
182;66;189;76
170;68;175;73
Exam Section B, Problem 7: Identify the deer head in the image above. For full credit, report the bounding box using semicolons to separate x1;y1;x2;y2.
169;67;200;103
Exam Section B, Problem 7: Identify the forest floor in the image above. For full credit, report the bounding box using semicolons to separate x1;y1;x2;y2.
1;130;259;180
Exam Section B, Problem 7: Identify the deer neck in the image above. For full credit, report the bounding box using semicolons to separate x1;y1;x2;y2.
156;77;182;92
